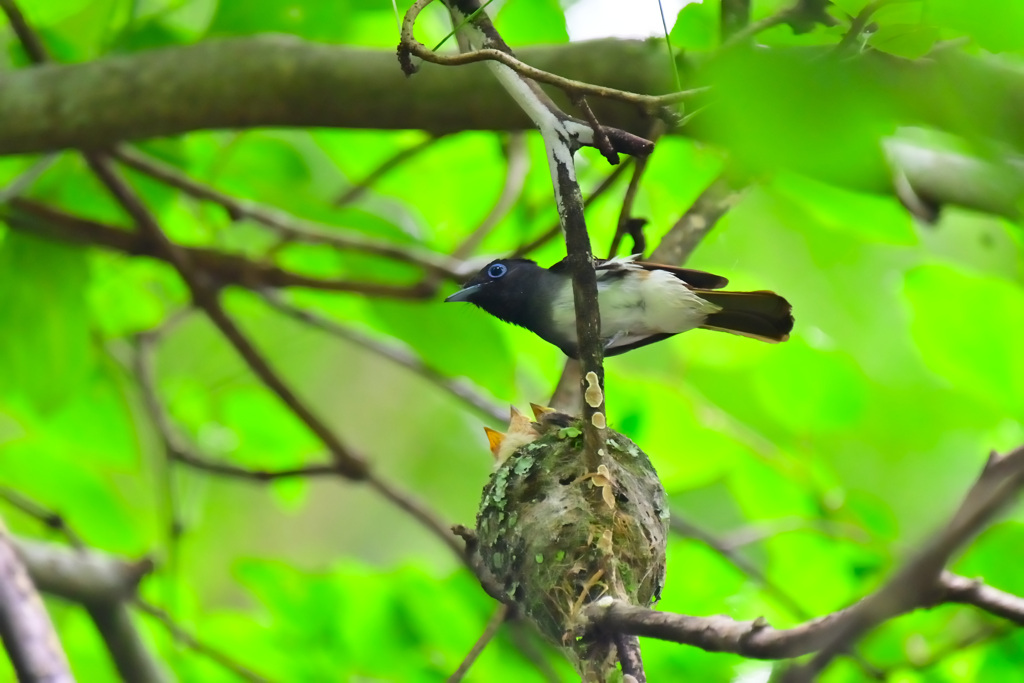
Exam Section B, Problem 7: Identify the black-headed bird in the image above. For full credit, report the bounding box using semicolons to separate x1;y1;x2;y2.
445;255;793;358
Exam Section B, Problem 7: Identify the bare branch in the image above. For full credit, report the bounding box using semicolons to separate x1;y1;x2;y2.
448;604;509;682
2;199;437;298
333;135;442;206
512;160;632;258
86;603;169;683
14;539;152;606
399;0;698;119
649;173;746;265
936;571;1024;626
721;0;752;42
132;303;468;563
0;487;86;550
428;0;610;470
452;133;530;259
111;147;467;279
88;153;371;478
0;153;59;203
134;600;273;683
0;516;74;683
259;290;507;423
788;444;1024;680
581;445;1024;666
670;515;811;620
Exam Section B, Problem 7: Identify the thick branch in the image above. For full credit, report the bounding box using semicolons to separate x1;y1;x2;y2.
0;37;669;155
0;518;74;683
2;38;1024;217
0;39;1020;154
14;539;152;606
582;445;1024;666
788;444;1024;680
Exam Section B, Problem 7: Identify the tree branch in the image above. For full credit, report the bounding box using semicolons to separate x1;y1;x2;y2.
259;289;507;423
2;199;439;298
448;604;509;682
0;517;74;683
579;444;1024;667
427;0;612;470
3;38;1021;220
787;444;1024;680
133;600;271;683
110;148;467;280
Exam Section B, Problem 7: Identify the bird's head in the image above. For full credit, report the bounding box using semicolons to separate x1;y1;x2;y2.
444;258;540;317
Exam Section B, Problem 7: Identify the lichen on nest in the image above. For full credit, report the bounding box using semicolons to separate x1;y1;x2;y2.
475;415;669;680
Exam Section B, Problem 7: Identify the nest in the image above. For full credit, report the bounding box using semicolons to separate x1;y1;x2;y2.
475;417;669;680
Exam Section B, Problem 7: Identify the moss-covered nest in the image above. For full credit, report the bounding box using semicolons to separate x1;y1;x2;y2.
475;418;668;680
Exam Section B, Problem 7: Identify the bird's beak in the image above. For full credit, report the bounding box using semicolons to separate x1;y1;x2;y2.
444;283;482;303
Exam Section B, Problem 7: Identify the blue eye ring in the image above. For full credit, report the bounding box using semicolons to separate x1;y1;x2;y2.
487;263;508;279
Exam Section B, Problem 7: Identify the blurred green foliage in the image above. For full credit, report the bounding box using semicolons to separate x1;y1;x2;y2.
1;0;1024;681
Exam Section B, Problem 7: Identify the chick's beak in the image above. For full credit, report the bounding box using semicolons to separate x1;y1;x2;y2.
444;283;483;303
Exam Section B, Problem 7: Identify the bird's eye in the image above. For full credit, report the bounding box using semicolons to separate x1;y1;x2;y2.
487;263;508;279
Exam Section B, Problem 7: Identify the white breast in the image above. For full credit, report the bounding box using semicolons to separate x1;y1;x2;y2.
549;269;721;348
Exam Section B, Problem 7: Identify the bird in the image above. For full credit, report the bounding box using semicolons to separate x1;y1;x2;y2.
445;255;793;358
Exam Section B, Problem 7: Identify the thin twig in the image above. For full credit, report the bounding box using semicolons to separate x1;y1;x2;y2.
0;487;86;550
112;147;466;280
434;0;609;469
834;0;914;55
671;515;810;620
649;173;746;264
720;0;752;42
3;199;438;298
87;153;370;478
581;445;1024;665
259;289;507;423
0;153;59;204
608;156;651;258
452;132;530;259
365;472;465;559
333;135;441;206
512;160;632;258
136;330;342;481
448;604;509;682
0;0;48;62
398;0;703;115
134;600;273;683
505;621;563;683
719;1;803;49
786;445;1024;681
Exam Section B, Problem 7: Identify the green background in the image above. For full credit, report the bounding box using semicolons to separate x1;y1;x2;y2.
1;0;1023;681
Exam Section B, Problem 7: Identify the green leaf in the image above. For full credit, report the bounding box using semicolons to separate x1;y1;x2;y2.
868;23;940;59
904;264;1024;416
670;0;719;51
370;298;516;393
207;0;353;41
496;0;568;46
752;341;869;435
0;231;94;412
927;0;1024;52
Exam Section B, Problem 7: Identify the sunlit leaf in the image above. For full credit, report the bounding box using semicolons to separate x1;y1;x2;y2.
904;264;1024;416
496;0;568;45
0;231;94;412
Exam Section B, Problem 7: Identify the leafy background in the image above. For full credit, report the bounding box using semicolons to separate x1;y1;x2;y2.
1;0;1023;681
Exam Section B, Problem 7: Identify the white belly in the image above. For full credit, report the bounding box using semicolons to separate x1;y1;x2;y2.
549;270;720;347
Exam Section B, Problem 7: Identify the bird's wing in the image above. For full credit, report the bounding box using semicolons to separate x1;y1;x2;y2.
550;255;729;289
631;260;729;289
